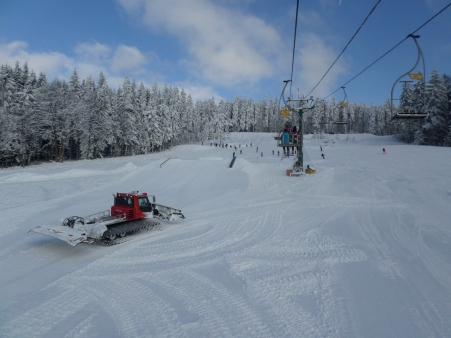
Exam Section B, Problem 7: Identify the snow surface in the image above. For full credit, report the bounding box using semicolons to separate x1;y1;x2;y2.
1;133;451;337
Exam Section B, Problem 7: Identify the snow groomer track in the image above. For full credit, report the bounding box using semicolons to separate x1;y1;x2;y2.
1;133;451;337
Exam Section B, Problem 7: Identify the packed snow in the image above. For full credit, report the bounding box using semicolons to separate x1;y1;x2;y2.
1;133;450;337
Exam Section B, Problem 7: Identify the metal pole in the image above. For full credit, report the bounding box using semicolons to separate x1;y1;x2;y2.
298;108;303;169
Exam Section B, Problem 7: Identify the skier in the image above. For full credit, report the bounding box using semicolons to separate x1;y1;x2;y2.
383;148;386;154
321;153;325;159
240;149;242;154
320;146;322;151
278;150;280;156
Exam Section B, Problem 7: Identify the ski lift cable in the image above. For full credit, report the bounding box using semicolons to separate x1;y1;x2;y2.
322;38;408;100
322;1;451;101
306;0;383;98
289;0;300;98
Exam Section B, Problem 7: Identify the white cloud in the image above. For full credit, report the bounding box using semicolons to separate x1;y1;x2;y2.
0;41;152;88
0;41;74;80
294;33;348;99
111;45;147;72
75;42;111;63
0;40;223;101
117;0;283;87
179;82;223;102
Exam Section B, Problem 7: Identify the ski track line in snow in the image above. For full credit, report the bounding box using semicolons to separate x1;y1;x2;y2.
5;206;367;336
2;194;380;333
351;209;409;280
3;133;451;337
187;186;404;226
4;209;285;337
231;228;363;336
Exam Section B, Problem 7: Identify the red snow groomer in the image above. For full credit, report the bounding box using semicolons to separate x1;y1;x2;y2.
30;191;184;246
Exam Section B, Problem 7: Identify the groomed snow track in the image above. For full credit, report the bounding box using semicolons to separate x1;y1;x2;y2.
2;133;451;337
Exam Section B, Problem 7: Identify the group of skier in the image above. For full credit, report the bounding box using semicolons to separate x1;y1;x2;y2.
281;123;301;156
210;143;254;150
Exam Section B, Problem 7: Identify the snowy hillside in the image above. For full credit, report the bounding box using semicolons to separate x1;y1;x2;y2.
1;133;450;337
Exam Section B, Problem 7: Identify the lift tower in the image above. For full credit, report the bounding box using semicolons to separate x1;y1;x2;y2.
278;80;315;172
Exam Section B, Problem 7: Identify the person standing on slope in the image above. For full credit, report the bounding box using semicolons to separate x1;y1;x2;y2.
383;148;386;154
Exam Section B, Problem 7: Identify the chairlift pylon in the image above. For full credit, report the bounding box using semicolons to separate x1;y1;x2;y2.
390;34;428;121
278;80;315;172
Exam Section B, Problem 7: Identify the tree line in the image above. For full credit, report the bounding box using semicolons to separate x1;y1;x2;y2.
1;62;450;167
302;68;451;145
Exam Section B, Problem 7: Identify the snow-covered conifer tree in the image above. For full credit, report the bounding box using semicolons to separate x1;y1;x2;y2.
145;83;162;150
268;97;280;133
34;80;76;162
184;93;195;142
422;68;449;146
9;62;39;166
95;72;113;157
116;75;138;156
231;96;241;132
77;76;98;159
245;98;254;132
36;72;47;88
0;65;17;163
257;96;269;132
177;88;189;143
0;64;15;109
443;74;451;146
135;82;151;153
238;97;248;132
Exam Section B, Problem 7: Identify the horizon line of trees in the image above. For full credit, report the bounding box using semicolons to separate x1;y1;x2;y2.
301;69;451;145
1;61;450;168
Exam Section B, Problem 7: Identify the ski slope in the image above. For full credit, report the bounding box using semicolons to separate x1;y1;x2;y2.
1;133;450;337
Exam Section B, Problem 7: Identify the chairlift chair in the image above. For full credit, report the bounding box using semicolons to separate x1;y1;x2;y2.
390;34;428;121
333;87;349;125
391;111;428;121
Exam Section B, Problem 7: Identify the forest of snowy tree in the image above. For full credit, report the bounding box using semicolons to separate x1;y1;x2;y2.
0;61;450;167
302;69;451;146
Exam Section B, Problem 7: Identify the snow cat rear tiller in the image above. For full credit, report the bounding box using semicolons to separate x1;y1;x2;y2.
30;191;184;246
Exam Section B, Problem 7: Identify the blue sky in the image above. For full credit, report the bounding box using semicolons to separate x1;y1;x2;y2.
1;0;450;105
